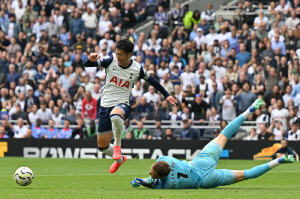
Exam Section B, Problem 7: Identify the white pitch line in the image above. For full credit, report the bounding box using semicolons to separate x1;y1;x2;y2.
0;173;145;178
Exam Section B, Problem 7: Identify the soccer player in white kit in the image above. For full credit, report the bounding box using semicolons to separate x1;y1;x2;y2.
84;39;177;173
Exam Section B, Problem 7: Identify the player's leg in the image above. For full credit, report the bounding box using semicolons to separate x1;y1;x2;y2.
206;155;295;188
231;155;295;184
97;106;126;173
212;99;264;149
110;107;125;160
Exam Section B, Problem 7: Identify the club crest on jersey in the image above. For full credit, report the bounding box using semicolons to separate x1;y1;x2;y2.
109;76;130;89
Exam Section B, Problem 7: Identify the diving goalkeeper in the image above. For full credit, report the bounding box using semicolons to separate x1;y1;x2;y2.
131;99;294;189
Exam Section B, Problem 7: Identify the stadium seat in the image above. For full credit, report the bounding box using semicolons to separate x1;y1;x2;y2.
173;129;182;138
202;129;215;139
146;5;158;18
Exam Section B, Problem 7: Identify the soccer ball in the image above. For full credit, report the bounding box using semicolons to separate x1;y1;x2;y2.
14;167;34;186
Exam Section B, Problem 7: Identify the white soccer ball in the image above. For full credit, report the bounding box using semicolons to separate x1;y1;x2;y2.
14;167;34;186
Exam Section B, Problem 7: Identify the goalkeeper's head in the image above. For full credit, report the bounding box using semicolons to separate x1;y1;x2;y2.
149;161;171;179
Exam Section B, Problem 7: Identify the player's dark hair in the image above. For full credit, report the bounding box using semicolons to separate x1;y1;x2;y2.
116;39;134;54
153;161;171;177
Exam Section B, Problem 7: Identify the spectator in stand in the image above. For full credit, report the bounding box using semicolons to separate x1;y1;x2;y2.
47;35;63;57
179;119;198;140
46;16;61;39
160;74;174;94
52;106;65;126
121;3;136;30
149;120;165;140
219;88;237;121
44;119;58;139
286;122;300;140
134;96;154;122
58;67;72;92
244;128;258;140
87;120;97;138
236;43;251;67
69;11;85;44
263;85;283;107
236;82;256;114
271;34;286;55
201;3;216;24
24;86;39;112
0;126;9;138
191;94;209;124
81;75;94;93
37;100;52;125
1;119;14;138
155;6;169;32
285;11;300;29
11;104;26;120
271;99;290;131
6;36;21;59
143;86;160;111
198;18;210;36
30;118;45;139
28;104;39;124
57;120;72;139
6;64;20;88
171;3;184;28
132;121;149;139
66;107;77;125
181;65;195;91
268;120;285;140
72;118;87;139
81;6;98;39
8;118;28;138
181;85;195;109
258;124;273;140
81;91;97;120
91;83;101;101
271;140;296;160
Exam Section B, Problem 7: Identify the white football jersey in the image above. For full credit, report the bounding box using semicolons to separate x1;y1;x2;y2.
96;55;150;107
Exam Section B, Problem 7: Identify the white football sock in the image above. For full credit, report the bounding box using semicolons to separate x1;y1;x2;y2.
268;159;281;169
98;144;123;163
110;115;124;146
99;144;114;157
242;109;252;119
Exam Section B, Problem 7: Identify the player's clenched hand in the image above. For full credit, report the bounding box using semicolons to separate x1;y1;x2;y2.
166;96;178;106
131;178;142;188
88;53;100;62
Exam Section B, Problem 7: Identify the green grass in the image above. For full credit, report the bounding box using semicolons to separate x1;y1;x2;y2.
0;158;299;199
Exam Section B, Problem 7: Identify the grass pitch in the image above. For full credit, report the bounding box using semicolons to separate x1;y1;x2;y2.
0;158;299;199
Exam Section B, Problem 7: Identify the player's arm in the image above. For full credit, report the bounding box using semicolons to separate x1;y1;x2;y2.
139;67;177;106
84;53;113;68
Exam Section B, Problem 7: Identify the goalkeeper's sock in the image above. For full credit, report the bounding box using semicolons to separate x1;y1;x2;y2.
98;144;123;163
244;156;294;180
110;114;124;146
221;99;264;139
244;163;270;180
221;115;246;139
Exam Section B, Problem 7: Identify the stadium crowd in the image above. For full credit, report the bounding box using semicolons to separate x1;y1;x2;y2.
0;0;300;141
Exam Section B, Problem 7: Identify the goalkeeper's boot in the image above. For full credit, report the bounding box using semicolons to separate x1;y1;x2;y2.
249;99;264;112
278;155;294;164
113;146;122;160
109;155;127;173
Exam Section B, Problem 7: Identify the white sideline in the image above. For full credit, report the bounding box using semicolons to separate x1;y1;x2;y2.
0;171;297;178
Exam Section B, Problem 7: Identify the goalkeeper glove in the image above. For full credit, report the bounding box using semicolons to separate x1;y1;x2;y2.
131;177;158;188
